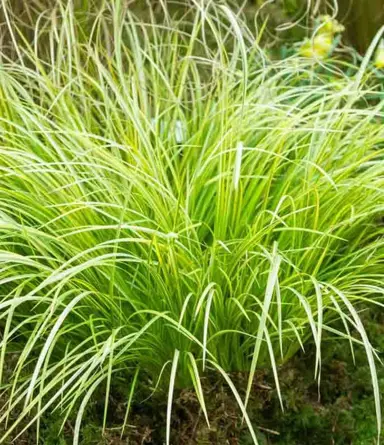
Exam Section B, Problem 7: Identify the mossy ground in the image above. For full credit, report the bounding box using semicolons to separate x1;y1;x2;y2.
5;310;382;444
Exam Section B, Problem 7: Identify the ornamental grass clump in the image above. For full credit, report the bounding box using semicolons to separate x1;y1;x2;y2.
0;1;383;443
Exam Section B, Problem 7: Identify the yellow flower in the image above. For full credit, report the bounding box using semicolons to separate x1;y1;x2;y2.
299;34;333;59
319;15;345;35
298;15;343;61
374;40;384;69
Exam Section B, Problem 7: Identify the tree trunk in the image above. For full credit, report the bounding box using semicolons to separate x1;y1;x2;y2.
337;0;384;53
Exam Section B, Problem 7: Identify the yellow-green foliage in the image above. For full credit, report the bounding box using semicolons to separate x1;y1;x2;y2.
0;1;383;444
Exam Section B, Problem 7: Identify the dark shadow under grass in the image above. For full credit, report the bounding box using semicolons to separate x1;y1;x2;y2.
4;310;383;445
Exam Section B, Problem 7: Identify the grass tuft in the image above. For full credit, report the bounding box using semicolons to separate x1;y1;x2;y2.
0;1;383;442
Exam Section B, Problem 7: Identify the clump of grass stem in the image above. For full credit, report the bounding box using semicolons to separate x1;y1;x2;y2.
0;1;383;443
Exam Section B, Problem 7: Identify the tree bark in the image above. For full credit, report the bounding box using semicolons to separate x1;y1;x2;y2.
337;0;384;53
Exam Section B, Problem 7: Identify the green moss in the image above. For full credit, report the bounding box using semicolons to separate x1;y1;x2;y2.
28;313;383;444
